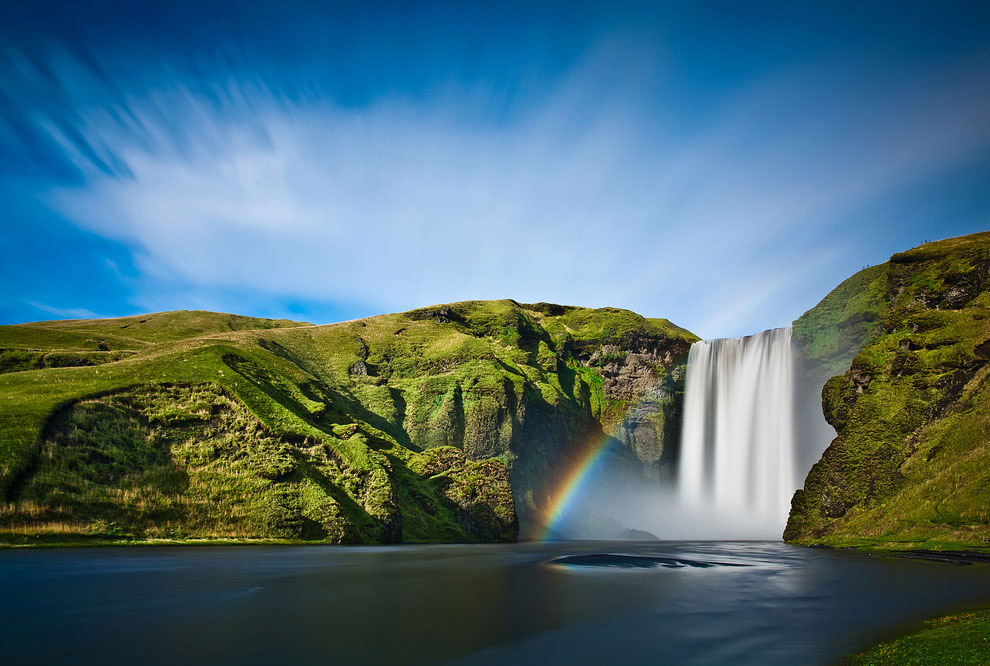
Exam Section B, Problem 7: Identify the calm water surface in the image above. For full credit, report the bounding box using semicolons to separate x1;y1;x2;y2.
2;541;990;665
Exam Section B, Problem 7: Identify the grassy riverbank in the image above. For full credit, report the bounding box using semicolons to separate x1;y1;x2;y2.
843;608;990;665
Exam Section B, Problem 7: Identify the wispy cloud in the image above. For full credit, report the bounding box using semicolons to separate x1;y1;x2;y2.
25;300;99;320
5;13;990;335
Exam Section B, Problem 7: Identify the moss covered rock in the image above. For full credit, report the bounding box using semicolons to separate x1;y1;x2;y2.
786;232;990;550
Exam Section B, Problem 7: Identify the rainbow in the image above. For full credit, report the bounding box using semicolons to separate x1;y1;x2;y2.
539;385;681;541
540;433;618;540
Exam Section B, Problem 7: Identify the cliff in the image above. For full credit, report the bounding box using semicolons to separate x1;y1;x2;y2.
786;232;990;550
0;301;696;545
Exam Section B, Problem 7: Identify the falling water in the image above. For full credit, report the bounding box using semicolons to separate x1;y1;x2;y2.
678;328;798;536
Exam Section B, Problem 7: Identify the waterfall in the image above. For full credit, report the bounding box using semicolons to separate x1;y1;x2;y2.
678;327;798;536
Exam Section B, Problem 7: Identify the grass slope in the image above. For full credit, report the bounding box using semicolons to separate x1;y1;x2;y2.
843;608;990;666
0;300;695;545
786;231;990;551
0;310;308;374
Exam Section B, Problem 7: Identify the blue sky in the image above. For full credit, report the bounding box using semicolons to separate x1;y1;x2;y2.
2;1;989;338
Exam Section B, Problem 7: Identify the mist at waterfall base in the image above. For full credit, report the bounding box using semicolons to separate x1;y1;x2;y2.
559;328;838;541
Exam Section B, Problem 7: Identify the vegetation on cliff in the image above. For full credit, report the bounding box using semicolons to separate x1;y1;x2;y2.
0;301;696;545
786;232;990;551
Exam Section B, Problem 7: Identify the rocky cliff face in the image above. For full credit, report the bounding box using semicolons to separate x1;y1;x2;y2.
786;232;990;550
583;333;687;481
0;301;696;544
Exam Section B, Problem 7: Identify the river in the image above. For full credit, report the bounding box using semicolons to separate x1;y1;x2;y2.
2;541;989;665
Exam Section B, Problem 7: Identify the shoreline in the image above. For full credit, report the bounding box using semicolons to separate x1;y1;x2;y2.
5;534;990;557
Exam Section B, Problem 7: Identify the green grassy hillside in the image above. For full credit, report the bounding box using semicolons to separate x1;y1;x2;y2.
0;301;696;545
786;231;990;551
0;310;308;374
843;608;990;666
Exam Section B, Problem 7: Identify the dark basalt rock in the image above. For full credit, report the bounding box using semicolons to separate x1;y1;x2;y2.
549;553;747;569
895;550;990;565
